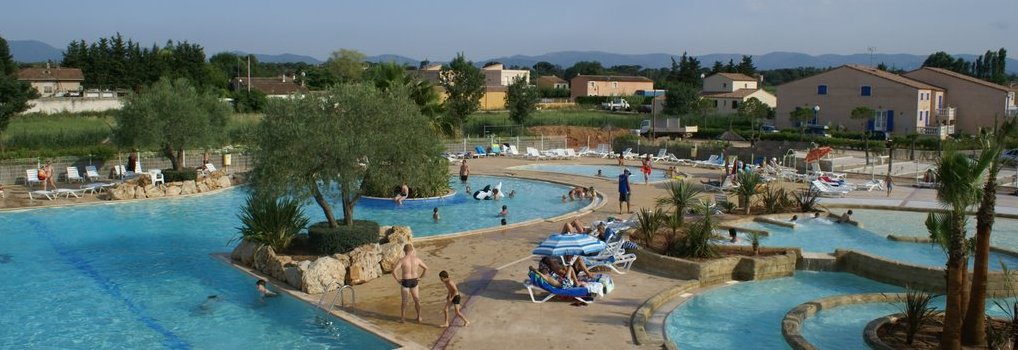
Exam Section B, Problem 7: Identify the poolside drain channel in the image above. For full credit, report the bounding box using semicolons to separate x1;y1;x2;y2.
27;219;192;350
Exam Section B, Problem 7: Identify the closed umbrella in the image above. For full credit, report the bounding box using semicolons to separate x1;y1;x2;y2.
532;233;606;257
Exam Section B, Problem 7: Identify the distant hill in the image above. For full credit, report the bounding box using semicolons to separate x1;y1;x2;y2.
232;51;322;64
9;40;63;63
482;50;1018;74
365;54;420;66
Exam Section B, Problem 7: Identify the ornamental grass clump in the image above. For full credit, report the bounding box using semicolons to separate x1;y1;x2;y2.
235;195;309;252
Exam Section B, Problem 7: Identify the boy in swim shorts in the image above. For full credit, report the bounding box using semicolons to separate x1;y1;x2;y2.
439;270;469;327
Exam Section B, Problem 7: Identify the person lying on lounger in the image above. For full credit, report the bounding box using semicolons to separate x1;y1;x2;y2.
561;219;591;234
562;255;594;278
531;258;585;289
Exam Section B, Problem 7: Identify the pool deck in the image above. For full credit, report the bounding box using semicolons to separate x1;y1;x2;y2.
8;155;1018;349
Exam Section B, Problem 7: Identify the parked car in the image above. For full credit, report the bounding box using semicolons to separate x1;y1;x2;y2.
805;125;832;138
761;125;779;133
1001;148;1018;164
869;130;890;141
601;98;630;111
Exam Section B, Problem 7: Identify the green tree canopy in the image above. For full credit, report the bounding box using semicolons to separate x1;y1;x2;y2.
325;49;366;83
0;36;40;152
662;82;700;115
250;83;448;227
563;61;605;80
505;76;539;126
113;77;229;170
440;53;485;131
366;62;449;135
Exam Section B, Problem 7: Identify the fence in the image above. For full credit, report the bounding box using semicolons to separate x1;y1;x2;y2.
0;150;253;185
442;135;568;154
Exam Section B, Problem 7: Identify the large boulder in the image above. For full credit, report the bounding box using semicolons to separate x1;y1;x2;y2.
378;242;404;274
180;180;197;195
303;257;347;294
133;186;146;199
196;182;210;193
111;184;135;200
252;246;277;272
216;175;232;189
146;185;165;198
346;243;382;285
383;226;413;245
266;254;293;282
164;185;182;197
285;263;306;290
230;239;260;266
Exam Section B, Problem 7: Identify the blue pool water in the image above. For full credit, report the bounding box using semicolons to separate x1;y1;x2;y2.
355;175;587;237
0;175;580;349
850;209;1018;249
739;218;1018;270
803;297;1011;349
665;272;900;350
510;164;672;183
0;189;394;349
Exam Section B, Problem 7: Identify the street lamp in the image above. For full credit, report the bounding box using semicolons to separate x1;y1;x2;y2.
885;138;894;177
813;105;821;125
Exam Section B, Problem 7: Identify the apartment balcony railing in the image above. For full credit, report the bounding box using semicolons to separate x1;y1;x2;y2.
919;125;955;139
936;107;956;121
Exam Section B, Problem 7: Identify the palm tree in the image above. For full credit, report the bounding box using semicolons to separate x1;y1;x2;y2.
930;146;992;350
636;208;665;247
850;106;877;165
734;171;764;214
655;181;701;227
963;119;1015;346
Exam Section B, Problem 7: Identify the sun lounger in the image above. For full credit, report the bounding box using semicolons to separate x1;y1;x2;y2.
582;253;636;274
811;180;850;197
704;175;738;192
563;148;581;159
523;271;601;304
472;144;488;157
505;145;522;157
66;167;85;183
693;155;725;169
81;182;115;194
53;188;86;198
592;144;612;158
25;169;42;188
525;147;547;160
861;179;884;192
490;144;503;156
85;165;102;182
29;190;55;200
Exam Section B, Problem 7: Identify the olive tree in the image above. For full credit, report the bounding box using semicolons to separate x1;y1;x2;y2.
250;83;448;227
505;75;539;126
114;77;229;170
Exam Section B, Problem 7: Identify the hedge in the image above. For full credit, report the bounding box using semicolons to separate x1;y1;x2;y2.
163;169;198;182
307;220;381;255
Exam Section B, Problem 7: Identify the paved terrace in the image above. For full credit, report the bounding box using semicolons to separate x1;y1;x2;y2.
5;155;1018;349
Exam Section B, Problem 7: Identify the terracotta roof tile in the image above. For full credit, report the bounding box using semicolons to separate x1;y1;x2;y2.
538;76;567;84
231;77;309;95
843;65;942;91
905;67;1012;92
570;75;653;83
701;89;761;98
17;67;84;81
714;73;756;81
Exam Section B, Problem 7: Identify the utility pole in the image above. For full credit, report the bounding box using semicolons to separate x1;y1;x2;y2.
246;55;251;93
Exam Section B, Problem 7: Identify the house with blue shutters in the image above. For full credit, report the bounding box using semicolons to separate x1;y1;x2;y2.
775;65;948;138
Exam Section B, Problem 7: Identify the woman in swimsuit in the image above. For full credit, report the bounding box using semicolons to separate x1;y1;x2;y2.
640;155;652;184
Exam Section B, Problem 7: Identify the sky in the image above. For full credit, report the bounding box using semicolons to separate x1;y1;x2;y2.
1;0;1014;61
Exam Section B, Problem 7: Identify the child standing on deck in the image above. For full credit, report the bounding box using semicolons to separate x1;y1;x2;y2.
439;271;469;328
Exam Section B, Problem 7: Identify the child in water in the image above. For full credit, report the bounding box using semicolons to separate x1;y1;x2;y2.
498;205;508;217
433;207;440;223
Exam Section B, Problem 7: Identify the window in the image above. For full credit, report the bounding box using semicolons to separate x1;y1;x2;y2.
43;86;53;93
732;101;739;109
861;86;871;96
873;111;887;130
611;82;618;88
722;83;727;88
713;100;718;107
817;85;827;95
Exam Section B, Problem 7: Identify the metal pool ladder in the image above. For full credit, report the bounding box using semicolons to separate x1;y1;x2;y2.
316;283;356;313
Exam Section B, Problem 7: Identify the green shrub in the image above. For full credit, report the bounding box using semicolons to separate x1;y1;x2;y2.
795;188;822;213
893;285;941;345
235;195;310;252
670;201;720;258
163;169;198;182
308;220;381;255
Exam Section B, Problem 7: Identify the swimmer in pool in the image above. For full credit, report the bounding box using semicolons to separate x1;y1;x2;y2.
256;280;277;298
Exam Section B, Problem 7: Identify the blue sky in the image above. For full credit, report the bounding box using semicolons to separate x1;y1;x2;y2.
1;0;1014;60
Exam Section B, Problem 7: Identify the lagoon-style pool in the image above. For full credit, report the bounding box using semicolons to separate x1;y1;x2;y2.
0;174;584;349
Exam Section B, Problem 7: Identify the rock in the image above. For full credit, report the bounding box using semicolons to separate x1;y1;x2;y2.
147;186;165;198
216;175;232;189
378;242;404;273
181;180;197;195
252;246;277;272
111;184;134;200
164;186;181;196
284;265;304;290
133;186;146;199
346;244;382;285
378;226;393;241
303;257;347;294
197;182;210;193
267;254;293;282
384;226;413;245
331;253;351;267
230;239;260;266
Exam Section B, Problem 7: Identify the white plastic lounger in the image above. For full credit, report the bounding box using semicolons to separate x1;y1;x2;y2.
525;147;547;160
29;190;55;200
583;253;636;274
811;180;849;197
53;188;86;198
85;165;102;181
66;167;85;183
25;169;42;188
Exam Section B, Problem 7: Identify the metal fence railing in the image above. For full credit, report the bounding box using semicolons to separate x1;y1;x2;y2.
0;150;253;185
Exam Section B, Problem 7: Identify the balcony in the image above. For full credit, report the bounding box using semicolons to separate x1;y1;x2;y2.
919;125;955;139
1007;106;1018;118
936;107;956;121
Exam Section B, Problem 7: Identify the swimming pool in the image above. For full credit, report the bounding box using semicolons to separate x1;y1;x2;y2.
355;175;589;237
739;217;1018;269
510;164;672;183
802;296;1010;349
849;209;1018;249
665;272;899;350
0;189;394;349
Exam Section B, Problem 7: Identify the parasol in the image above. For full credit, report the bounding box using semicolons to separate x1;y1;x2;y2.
805;146;833;163
532;233;606;257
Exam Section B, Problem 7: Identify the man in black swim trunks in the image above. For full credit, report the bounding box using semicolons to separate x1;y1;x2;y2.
393;243;429;323
459;159;470;184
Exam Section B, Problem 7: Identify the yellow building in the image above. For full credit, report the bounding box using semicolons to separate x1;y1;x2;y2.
17;66;84;97
416;63;528;111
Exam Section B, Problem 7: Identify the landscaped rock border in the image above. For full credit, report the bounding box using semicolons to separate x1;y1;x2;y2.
230;226;414;294
109;170;234;200
781;293;901;350
630;280;700;347
633;247;799;287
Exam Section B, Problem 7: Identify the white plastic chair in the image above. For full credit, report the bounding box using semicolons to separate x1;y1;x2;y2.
149;169;165;186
